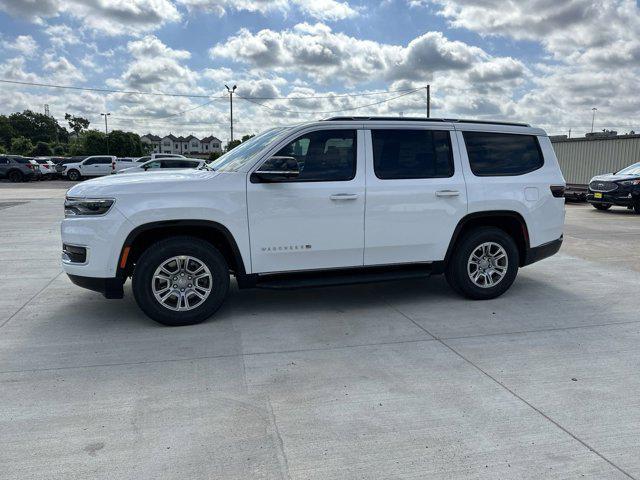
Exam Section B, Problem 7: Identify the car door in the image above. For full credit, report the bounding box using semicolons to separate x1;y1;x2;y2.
82;157;108;176
247;128;366;273
363;126;468;265
0;157;8;177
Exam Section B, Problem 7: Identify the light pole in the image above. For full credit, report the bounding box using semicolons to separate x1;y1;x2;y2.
101;112;111;154
426;85;431;118
590;107;597;133
225;84;237;143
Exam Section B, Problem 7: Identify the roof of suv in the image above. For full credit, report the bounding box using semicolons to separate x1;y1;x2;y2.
324;116;530;127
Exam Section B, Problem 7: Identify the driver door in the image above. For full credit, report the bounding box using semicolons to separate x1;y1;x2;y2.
247;128;365;273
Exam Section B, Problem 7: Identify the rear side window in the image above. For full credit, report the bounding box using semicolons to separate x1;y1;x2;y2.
372;129;453;179
463;132;543;176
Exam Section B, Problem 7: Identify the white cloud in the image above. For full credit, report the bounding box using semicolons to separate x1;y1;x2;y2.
128;35;191;60
0;0;181;35
42;55;86;82
211;23;522;86
2;35;38;56
45;24;81;48
177;0;357;20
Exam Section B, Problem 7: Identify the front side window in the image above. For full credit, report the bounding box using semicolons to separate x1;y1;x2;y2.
265;129;357;182
145;161;162;169
463;132;544;176
372;129;453;179
210;127;289;172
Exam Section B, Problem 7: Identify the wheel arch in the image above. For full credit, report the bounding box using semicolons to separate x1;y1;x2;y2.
443;211;530;269
118;220;247;278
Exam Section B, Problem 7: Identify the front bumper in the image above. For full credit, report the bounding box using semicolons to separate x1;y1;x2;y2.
67;274;124;299
587;188;639;206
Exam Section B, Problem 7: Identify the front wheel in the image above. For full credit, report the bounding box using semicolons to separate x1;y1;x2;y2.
445;227;519;300
132;236;229;326
592;203;611;211
67;169;81;181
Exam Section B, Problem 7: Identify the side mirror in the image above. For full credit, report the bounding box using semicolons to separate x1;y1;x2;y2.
251;156;300;183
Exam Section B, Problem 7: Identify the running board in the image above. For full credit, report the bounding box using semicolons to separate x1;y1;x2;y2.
253;264;433;290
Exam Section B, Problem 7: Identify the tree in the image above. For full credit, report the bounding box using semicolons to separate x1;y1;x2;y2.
10;136;34;155
64;113;90;136
52;144;66;156
82;130;107;155
208;151;222;161
0;115;14;149
9;110;68;144
241;134;255;142
0;144;5;154
225;139;242;151
107;130;144;157
30;141;53;156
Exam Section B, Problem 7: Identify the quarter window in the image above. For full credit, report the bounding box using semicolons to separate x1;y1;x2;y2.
269;129;356;182
372;129;454;179
463;132;544;176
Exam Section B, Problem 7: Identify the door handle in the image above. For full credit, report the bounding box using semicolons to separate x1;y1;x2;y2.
330;193;359;201
435;190;460;197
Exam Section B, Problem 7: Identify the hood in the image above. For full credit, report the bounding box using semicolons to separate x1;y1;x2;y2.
66;169;220;197
590;173;640;182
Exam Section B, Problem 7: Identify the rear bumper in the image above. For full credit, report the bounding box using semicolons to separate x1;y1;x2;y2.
67;274;124;299
523;236;563;266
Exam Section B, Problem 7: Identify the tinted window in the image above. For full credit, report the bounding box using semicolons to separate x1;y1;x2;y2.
0;157;8;164
14;158;30;164
463;132;543;176
269;129;356;182
372;129;453;179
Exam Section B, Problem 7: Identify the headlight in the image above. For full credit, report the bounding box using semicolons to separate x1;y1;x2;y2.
619;179;640;186
64;197;115;217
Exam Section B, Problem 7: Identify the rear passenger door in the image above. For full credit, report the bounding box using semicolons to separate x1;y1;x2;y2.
363;127;468;265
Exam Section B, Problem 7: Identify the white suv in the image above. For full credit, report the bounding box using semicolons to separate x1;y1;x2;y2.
61;118;565;326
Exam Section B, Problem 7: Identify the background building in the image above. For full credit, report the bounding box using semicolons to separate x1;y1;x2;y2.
141;133;222;155
551;133;640;186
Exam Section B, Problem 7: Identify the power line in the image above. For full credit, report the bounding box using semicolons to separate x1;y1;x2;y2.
0;78;426;101
0;78;217;99
235;87;423;100
237;88;425;115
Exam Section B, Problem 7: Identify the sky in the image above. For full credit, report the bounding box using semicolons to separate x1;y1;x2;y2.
0;0;639;142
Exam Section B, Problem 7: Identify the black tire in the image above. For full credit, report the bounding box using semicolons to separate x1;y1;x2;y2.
67;169;81;181
132;236;229;326
7;170;24;183
593;203;611;211
445;227;519;300
634;202;640;214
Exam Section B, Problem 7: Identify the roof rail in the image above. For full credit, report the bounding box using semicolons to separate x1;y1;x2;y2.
323;116;530;127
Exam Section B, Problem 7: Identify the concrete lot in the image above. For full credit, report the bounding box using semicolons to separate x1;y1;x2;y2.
1;181;639;479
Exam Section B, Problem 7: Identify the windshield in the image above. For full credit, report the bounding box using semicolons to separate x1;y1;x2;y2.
616;162;640;175
208;127;289;172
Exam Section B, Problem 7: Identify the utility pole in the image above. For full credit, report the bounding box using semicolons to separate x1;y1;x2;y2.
225;84;237;143
591;107;597;133
101;112;111;154
568;128;571;139
44;104;50;116
426;85;431;118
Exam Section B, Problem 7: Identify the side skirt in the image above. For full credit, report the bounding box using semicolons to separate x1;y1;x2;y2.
236;263;435;290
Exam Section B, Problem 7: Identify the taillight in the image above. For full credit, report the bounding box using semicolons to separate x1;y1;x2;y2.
550;185;565;198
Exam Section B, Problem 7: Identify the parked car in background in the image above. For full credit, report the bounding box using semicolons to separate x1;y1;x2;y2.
134;153;188;163
0;155;38;182
33;157;57;179
61;155;117;181
117;158;205;174
587;161;640;213
55;156;88;174
62;117;565;326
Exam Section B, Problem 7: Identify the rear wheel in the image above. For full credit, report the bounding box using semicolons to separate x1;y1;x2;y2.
634;202;640;214
592;203;612;211
445;227;519;300
67;169;81;181
132;236;229;326
7;170;24;183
